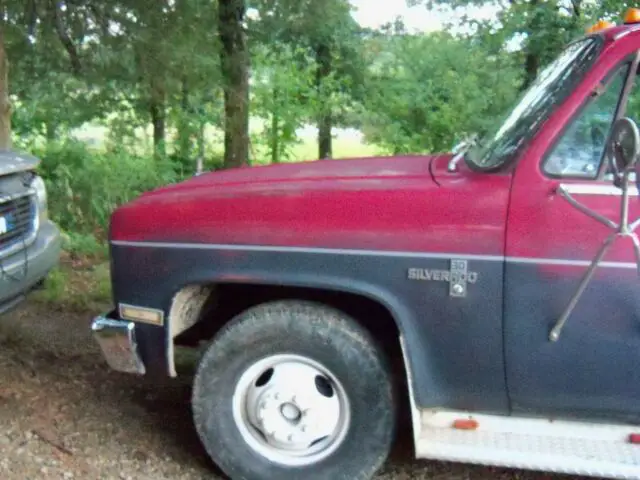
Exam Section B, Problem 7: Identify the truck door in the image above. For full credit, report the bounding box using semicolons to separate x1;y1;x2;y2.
504;56;640;422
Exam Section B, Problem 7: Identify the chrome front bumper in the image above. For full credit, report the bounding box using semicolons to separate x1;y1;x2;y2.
91;315;146;375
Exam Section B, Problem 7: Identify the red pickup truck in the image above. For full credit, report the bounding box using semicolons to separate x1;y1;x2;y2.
92;9;640;480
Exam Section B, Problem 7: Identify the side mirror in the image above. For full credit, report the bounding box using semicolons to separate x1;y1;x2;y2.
549;116;640;342
608;116;640;187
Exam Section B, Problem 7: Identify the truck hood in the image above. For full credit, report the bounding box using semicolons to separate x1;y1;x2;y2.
111;153;511;256
0;150;41;176
141;154;448;197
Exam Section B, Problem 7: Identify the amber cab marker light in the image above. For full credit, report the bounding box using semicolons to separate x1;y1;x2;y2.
452;418;479;431
119;304;164;326
586;19;615;33
624;7;640;24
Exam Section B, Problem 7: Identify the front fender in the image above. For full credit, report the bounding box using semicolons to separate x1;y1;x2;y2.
109;241;438;409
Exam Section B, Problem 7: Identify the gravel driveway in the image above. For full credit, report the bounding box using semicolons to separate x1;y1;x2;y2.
0;301;587;480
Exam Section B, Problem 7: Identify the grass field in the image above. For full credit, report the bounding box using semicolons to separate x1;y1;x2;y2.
69;119;386;165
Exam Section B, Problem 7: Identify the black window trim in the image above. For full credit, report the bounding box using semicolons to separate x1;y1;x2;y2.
539;56;634;181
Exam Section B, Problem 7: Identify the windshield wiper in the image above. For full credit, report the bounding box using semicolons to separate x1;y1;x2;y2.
448;134;478;172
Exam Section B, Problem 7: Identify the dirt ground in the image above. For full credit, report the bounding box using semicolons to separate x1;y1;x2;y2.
0;300;588;480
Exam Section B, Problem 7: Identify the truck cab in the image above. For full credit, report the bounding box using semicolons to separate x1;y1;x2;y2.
92;10;640;480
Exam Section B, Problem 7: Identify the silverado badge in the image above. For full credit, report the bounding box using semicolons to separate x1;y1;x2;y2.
407;259;478;298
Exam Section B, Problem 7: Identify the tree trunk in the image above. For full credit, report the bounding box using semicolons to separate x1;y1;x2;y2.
522;51;539;90
50;0;81;76
318;113;332;159
219;0;250;169
0;26;11;151
196;119;205;174
178;77;192;162
315;42;332;159
270;86;280;164
149;78;166;158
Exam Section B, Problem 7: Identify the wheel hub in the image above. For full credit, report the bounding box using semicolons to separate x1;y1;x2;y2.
280;402;301;423
232;354;351;466
255;390;314;449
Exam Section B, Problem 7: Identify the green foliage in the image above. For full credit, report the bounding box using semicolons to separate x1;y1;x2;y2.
359;30;520;154
251;44;316;162
33;262;113;311
62;231;109;258
249;0;367;158
36;267;68;305
34;141;180;237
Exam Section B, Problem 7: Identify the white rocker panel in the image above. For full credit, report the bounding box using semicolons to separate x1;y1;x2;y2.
398;336;640;479
417;410;640;479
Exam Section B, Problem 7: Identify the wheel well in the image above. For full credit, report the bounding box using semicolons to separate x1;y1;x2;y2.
174;283;402;358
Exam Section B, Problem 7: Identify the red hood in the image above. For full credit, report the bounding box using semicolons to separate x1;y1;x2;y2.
142;154;450;198
111;153;511;256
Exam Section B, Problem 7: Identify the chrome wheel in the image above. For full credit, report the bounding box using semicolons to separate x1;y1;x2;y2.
231;353;351;467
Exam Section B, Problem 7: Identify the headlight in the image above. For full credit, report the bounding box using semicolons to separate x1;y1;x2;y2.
30;175;48;221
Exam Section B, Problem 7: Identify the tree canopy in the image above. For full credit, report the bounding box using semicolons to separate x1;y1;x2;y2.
0;0;631;244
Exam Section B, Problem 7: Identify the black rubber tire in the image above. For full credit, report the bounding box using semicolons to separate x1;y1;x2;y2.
191;300;397;480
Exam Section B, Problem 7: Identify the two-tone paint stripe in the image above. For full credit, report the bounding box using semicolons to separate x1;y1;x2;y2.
110;240;640;270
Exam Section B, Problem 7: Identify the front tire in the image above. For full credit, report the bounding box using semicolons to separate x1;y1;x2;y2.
191;300;397;480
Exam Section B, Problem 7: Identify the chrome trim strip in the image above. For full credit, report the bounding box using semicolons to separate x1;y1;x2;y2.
506;256;636;269
559;183;639;196
111;240;639;269
111;240;505;262
0;189;35;204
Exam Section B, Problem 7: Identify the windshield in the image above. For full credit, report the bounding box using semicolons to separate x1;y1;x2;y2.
465;36;603;171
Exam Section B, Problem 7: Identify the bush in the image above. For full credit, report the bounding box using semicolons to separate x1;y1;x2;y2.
34;140;182;240
61;230;109;258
